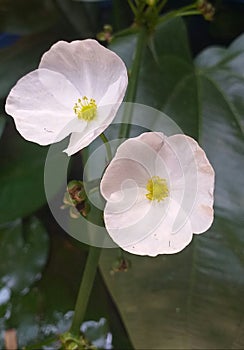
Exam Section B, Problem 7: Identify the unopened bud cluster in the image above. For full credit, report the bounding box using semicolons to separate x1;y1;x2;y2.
61;180;90;219
197;0;215;21
60;332;96;350
146;0;157;6
97;24;113;43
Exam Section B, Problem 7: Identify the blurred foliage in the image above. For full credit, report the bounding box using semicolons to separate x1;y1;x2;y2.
0;0;57;35
0;217;49;294
211;0;244;40
0;214;132;349
0;116;6;138
0;0;244;349
0;124;48;223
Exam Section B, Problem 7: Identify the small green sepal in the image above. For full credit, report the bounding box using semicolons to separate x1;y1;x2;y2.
60;332;96;350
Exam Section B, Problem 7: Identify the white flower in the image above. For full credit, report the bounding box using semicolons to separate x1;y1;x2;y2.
5;39;128;155
100;132;215;256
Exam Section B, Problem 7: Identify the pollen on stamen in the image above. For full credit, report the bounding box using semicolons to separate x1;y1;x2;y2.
73;96;97;121
146;176;169;202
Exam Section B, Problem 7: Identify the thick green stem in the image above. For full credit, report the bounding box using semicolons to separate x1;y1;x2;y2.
69;133;112;338
69;247;101;336
119;25;147;139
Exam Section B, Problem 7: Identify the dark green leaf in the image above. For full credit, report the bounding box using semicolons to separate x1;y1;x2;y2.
100;21;244;349
0;217;49;294
0;122;48;223
0;116;6;139
111;18;198;138
0;0;58;35
0;217;132;349
54;0;97;37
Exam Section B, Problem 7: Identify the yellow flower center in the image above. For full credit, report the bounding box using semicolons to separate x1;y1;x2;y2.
146;176;169;202
73;96;97;121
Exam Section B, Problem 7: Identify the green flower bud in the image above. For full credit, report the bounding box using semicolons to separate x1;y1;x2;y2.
97;24;113;43
196;0;215;21
60;332;96;350
61;180;90;219
103;24;113;33
96;32;106;42
146;0;156;6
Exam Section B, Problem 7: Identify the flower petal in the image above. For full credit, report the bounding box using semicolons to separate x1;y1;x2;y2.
104;187;170;246
5;68;86;145
101;132;214;256
104;193;192;256
164;135;215;233
40;39;128;104
64;100;125;155
107;132;165;174
104;188;151;230
100;158;150;201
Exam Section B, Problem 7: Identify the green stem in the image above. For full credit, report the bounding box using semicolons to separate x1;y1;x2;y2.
157;0;168;13
158;1;200;24
69;133;113;337
176;10;201;17
158;8;200;23
69;247;101;337
176;3;197;12
127;0;137;15
100;132;113;162
112;25;139;40
119;25;147;139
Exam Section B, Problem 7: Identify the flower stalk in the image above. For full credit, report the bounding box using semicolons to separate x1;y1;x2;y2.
158;0;215;24
119;25;147;139
68;133;113;338
69;247;101;337
100;133;113;162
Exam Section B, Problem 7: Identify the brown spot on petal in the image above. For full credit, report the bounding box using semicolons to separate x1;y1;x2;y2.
201;205;213;217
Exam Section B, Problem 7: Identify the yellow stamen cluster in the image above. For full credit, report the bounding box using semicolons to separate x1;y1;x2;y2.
73;96;97;121
146;176;169;202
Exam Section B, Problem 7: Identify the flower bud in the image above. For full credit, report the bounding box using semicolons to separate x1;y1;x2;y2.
196;0;215;21
60;332;95;350
96;24;113;43
110;256;131;275
146;0;156;6
61;180;90;219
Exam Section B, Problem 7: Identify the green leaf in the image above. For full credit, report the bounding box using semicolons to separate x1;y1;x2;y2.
0;122;48;223
0;116;6;139
100;21;244;349
54;0;97;37
0;217;49;294
195;34;244;222
111;18;199;138
0;0;58;35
